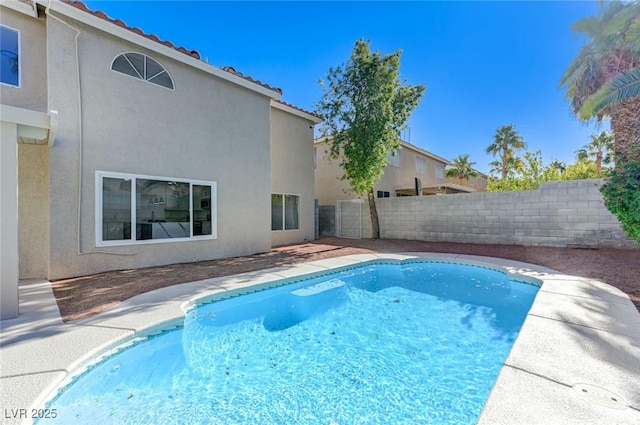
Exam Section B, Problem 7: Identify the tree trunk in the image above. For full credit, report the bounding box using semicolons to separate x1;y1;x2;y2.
596;152;602;176
610;97;640;164
501;146;508;180
367;189;380;240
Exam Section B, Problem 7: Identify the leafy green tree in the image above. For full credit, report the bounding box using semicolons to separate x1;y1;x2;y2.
486;150;601;192
575;131;615;175
315;39;425;239
560;0;640;161
486;124;527;180
446;154;478;184
487;150;554;191
563;160;599;180
549;159;567;175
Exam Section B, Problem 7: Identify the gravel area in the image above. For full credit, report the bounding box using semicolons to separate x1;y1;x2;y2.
50;237;640;322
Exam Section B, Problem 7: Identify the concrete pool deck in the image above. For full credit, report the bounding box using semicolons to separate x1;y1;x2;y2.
1;253;640;424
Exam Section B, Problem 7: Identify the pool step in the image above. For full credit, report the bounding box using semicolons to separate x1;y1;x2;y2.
290;279;345;297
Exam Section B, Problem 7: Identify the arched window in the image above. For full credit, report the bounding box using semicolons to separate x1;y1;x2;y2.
111;52;174;90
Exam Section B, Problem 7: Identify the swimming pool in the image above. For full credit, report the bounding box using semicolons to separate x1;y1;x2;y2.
42;261;539;424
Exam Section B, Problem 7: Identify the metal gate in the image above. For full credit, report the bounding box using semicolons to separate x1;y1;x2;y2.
336;200;363;239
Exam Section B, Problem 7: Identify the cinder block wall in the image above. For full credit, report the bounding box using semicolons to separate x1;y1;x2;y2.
353;179;637;248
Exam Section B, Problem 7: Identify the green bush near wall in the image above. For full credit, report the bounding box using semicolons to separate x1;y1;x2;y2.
600;151;640;242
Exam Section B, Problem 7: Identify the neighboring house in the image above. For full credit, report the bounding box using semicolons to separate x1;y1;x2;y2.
0;0;320;319
445;167;488;192
315;137;474;206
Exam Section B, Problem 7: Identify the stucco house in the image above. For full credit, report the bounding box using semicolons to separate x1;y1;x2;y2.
0;0;320;319
315;136;477;206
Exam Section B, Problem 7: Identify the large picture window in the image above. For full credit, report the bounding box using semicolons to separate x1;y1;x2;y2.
271;194;300;231
1;25;20;87
97;171;216;246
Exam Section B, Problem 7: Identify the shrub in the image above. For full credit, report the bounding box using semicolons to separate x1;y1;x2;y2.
600;150;640;242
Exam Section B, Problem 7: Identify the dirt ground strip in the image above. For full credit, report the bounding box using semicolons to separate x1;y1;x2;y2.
51;237;640;322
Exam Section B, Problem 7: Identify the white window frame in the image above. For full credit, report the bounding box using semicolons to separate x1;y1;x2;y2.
416;156;427;174
110;51;175;91
271;193;301;231
95;171;216;247
1;25;21;88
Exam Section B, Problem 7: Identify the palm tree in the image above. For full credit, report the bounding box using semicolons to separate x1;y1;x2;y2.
560;1;640;162
485;124;526;180
575;131;615;175
549;159;567;174
581;68;640;117
446;154;479;184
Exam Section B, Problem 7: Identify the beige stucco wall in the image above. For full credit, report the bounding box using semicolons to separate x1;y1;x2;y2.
1;122;20;318
46;13;273;279
314;141;355;205
446;174;488;191
314;140;449;205
18;144;50;278
384;144;448;193
0;6;47;112
270;107;315;246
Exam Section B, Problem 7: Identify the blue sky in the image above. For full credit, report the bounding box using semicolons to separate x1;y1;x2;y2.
86;0;608;174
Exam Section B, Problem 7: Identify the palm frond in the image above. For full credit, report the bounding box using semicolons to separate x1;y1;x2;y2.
580;67;640;118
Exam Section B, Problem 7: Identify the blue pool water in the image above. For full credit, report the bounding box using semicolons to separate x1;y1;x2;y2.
44;262;539;424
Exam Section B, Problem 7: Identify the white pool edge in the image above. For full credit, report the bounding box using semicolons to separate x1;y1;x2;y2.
1;253;639;424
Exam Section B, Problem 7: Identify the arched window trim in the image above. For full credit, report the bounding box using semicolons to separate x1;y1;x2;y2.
110;51;175;91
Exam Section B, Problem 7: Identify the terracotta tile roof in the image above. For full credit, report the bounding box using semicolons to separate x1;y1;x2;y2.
220;66;282;95
57;1;335;101
59;1;283;94
273;99;321;119
61;0;201;59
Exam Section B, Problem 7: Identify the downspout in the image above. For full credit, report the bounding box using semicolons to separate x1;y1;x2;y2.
46;2;135;256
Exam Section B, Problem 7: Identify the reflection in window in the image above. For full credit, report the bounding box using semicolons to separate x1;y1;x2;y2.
284;195;299;230
136;179;190;240
96;172;216;246
193;185;212;236
102;177;131;241
271;194;300;231
1;26;19;87
111;52;174;90
271;194;284;231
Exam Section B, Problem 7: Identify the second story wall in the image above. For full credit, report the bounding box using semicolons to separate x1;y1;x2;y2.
315;139;450;205
0;6;47;112
270;106;316;245
382;144;448;195
46;11;273;279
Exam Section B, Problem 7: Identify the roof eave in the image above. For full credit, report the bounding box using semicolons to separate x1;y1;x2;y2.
42;0;282;99
271;100;322;124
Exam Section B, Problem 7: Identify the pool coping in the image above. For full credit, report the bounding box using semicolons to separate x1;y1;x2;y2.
1;253;639;424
